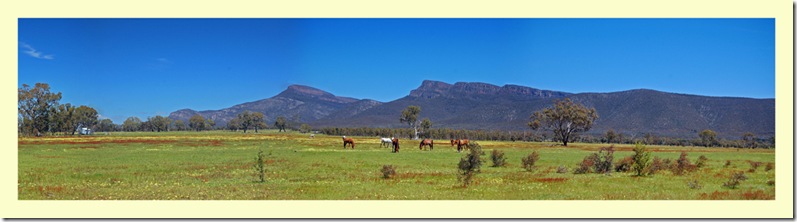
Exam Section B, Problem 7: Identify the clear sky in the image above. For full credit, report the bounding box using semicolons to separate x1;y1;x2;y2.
18;18;775;124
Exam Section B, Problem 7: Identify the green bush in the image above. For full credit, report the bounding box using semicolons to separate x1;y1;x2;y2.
253;150;266;183
631;142;651;176
521;151;540;172
490;149;507;167
458;142;484;187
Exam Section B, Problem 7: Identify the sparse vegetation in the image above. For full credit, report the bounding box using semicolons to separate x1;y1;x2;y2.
17;131;775;200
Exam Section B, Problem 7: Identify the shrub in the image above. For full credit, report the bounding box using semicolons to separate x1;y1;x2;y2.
253;150;266;183
381;165;396;179
490;149;507;167
765;162;774;172
574;153;597;174
722;171;747;189
631;142;651;176
672;151;694;176
747;161;762;173
556;165;568;174
648;156;666;175
724;160;732;168
695;155;708;168
614;156;633;173
688;180;703;189
458;142;484;187
594;146;614;174
521;151;540;172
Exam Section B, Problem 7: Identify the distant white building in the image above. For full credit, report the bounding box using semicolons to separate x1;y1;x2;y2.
79;127;93;135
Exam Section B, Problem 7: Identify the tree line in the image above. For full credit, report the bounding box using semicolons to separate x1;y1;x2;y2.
19;83;99;136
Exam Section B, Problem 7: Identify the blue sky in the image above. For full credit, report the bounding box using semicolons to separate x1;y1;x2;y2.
18;19;775;124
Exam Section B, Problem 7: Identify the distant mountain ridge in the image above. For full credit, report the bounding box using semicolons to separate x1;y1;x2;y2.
169;80;775;139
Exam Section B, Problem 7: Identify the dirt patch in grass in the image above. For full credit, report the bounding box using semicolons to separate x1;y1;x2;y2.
699;191;732;200
699;189;773;200
741;190;774;200
534;177;569;183
396;172;445;179
20;139;177;145
35;155;63;159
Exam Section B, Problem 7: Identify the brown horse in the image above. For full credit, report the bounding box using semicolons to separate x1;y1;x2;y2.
342;136;355;149
392;138;400;153
452;139;470;153
419;139;434;150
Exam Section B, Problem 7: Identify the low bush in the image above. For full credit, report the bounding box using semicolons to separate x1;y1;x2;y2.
631;142;651;176
574;153;597;174
765;162;774;172
614;156;633;173
458;142;484;187
688;180;702;189
747;161;762;173
648;156;666;175
671;151;695;176
521;151;540;172
490;149;507;167
594;146;615;174
695;155;708;168
381;165;396;179
722;171;747;189
556;165;568;174
253;150;266;183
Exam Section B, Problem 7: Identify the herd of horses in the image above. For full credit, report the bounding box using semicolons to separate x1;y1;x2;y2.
340;136;471;153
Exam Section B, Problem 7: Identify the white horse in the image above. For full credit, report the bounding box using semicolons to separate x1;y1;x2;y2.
380;137;393;148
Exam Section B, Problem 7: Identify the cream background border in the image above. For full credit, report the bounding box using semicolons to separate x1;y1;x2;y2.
1;0;793;218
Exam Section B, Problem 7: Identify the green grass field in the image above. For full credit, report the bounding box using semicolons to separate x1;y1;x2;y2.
18;130;775;200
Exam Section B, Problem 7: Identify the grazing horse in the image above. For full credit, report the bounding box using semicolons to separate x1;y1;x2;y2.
380;137;393;148
419;139;434;151
392;138;400;153
452;139;470;153
342;136;355;149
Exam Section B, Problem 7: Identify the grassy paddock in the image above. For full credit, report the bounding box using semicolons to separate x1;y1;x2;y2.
18;130;775;200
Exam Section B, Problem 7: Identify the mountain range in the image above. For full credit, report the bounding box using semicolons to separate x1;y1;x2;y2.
169;80;775;139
